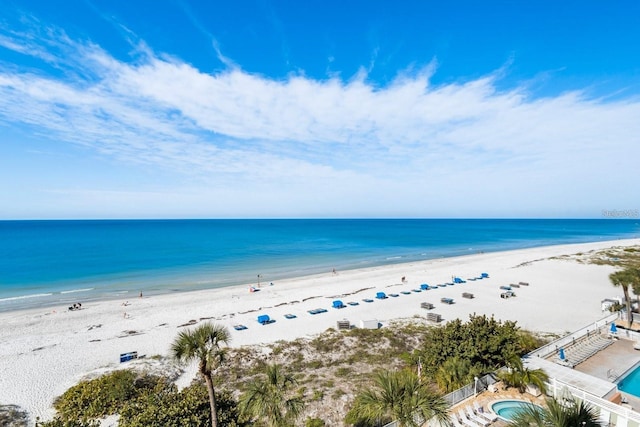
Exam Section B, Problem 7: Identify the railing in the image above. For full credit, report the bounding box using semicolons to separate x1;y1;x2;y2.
550;378;640;426
527;312;619;359
442;373;497;406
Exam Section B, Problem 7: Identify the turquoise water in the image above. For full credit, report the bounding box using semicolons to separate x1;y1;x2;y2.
0;219;637;311
491;400;543;421
617;363;640;397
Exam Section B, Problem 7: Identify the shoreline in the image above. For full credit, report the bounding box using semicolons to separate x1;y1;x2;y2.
1;238;639;422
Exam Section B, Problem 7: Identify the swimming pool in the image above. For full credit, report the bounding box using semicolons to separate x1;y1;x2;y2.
490;400;543;421
617;362;640;397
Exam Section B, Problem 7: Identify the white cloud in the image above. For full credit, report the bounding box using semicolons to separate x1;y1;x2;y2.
0;20;639;217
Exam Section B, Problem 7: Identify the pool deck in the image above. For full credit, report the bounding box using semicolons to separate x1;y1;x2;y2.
449;383;546;427
574;337;640;410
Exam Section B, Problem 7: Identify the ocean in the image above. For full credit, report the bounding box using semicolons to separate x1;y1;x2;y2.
0;219;638;312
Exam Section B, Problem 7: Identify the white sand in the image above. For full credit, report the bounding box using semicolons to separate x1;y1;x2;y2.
1;238;638;422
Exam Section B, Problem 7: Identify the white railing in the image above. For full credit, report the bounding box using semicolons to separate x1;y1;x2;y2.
527;312;619;359
551;378;640;426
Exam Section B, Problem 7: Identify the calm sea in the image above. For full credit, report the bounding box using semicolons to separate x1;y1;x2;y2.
0;219;638;311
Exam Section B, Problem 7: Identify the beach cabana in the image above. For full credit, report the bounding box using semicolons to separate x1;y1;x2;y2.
559;348;566;361
610;323;618;335
420;283;430;290
257;314;271;325
332;300;346;309
481;272;489;278
375;292;387;299
453;277;465;283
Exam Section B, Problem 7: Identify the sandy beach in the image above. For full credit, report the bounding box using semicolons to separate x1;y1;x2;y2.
1;238;638;423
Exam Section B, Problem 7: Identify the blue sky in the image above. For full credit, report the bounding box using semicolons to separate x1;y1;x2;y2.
0;1;639;219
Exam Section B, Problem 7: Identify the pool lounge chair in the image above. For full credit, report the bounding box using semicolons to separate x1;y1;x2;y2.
451;415;466;427
465;406;490;426
473;402;498;422
458;409;482;427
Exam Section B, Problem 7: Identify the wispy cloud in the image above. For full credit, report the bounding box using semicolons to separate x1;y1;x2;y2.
0;18;639;217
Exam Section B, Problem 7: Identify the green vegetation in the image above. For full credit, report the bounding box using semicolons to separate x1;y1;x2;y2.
609;268;640;326
412;314;543;390
171;322;231;427
498;355;549;394
346;369;449;427
38;315;545;426
239;363;304;426
0;404;28;427
509;397;601;427
35;371;244;427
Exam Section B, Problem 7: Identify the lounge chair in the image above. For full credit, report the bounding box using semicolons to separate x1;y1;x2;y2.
499;285;511;290
308;308;328;315
389;293;399;297
347;301;359;306
401;291;412;295
412;289;422;292
421;302;434;310
441;297;454;304
458;409;481;427
451;415;466;427
473;402;498;423
284;314;297;319
233;324;248;331
336;319;350;330
362;298;374;303
465;406;490;426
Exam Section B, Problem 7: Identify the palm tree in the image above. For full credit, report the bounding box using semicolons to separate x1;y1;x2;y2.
499;355;548;394
626;268;640;314
435;357;478;393
239;363;304;427
610;269;634;327
171;322;231;427
509;396;602;427
346;369;449;427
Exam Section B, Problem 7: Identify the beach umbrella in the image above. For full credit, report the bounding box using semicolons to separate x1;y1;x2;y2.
610;323;618;334
558;348;565;360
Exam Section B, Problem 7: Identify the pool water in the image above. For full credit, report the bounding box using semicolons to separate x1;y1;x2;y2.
618;363;640;397
490;400;543;421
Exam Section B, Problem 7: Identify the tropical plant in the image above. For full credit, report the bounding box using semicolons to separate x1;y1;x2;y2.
239;363;304;427
346;369;449;427
626;268;640;311
434;356;481;393
509;396;602;427
498;355;548;394
416;314;537;380
171;322;231;427
610;269;634;327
